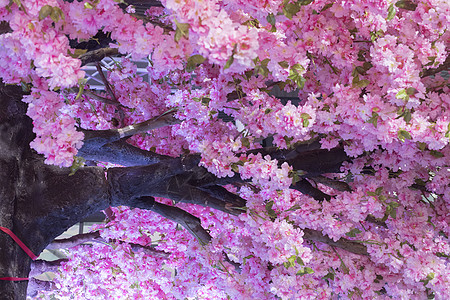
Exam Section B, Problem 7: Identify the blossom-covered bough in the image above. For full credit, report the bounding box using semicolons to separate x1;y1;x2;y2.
0;0;449;298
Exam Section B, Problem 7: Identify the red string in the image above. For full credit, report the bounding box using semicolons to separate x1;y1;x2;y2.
0;277;30;281
0;226;39;281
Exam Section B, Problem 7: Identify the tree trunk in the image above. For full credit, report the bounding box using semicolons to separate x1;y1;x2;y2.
0;84;110;299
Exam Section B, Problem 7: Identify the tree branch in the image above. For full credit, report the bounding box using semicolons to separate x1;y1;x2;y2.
156;177;246;215
128;196;212;245
124;0;163;6
420;55;450;78
302;228;368;256
311;175;352;192
70;87;121;105
79;48;120;66
27;278;57;298
29;259;68;277
78;112;181;165
291;179;331;202
78;139;172;166
47;231;170;258
107;156;201;203
287;147;349;177
81;111;180;146
46;231;102;250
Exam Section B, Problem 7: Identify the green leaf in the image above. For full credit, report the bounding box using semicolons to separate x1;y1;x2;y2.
322;271;335;281
285;204;301;212
425;56;437;67
174;19;190;42
39;5;53;21
257;65;269;77
298;0;313;5
186;54;206;72
278;61;289;69
363;61;373;71
375;187;383;195
265;108;273;114
69;48;88;59
230;160;245;173
201;97;211;106
283;3;300;19
241;137;250;148
436;252;450;258
346;228;362;237
355;66;366;75
396;89;408;100
75;85;84;100
265;200;277;219
395;0;417;11
266;13;276;26
297;267;314;276
20;81;31;93
291;64;305;73
69;156;86;176
429;150;444;158
321;2;334;12
290;171;300;185
389;207;397;219
403;109;412;123
367;112;379;128
417;142;427;151
354;79;370;88
224;44;237;70
398;129;412;142
50;9;60;22
84;2;94;9
242;254;254;265
288;65;306;89
387;4;396;21
300;112;311;127
406;87;417;96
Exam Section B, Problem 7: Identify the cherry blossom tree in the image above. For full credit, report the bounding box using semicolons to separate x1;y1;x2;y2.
0;0;449;298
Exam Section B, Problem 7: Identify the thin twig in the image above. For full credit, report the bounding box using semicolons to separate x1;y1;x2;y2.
95;62;125;126
70;87;120;105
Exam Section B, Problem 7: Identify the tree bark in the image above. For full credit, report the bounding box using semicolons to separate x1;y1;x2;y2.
0;84;110;299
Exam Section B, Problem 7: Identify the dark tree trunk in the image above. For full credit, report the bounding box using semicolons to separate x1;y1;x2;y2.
0;84;110;299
